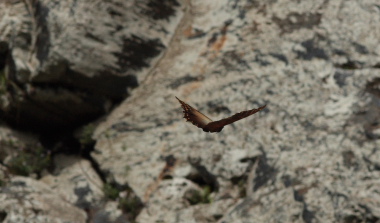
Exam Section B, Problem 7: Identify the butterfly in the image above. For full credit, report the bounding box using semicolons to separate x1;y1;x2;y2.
176;97;266;132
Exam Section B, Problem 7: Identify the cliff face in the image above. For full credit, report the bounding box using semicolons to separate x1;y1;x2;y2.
1;0;380;222
0;0;179;130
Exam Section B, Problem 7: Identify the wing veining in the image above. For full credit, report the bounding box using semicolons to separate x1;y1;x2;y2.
204;105;266;132
175;97;213;129
176;96;266;132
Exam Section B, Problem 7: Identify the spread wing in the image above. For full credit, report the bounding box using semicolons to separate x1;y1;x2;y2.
176;97;213;129
205;105;266;131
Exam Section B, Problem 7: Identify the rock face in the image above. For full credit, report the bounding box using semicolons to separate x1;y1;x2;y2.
92;0;380;222
40;155;104;210
0;0;181;130
0;176;87;223
1;0;380;222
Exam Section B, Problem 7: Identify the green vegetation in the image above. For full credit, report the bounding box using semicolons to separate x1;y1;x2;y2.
103;183;120;200
186;186;213;205
0;69;6;94
103;183;143;220
119;193;143;218
237;178;247;197
77;123;96;149
7;144;51;177
124;165;131;174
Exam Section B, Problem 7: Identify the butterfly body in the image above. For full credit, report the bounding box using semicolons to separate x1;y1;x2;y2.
176;97;266;133
203;124;224;133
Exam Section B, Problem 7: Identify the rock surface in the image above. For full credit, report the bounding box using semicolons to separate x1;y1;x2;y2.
0;0;181;130
0;0;380;222
92;0;380;222
40;155;104;210
0;176;87;223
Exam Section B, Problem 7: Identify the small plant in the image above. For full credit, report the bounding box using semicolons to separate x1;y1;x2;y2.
186;186;212;205
124;165;131;174
237;178;247;198
7;145;52;176
119;195;142;217
7;144;51;177
119;190;143;220
121;144;128;152
103;183;120;200
0;69;7;95
103;184;144;221
200;185;212;203
77;123;96;149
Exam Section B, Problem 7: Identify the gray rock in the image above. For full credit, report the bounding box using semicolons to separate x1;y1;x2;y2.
137;178;201;222
0;176;86;223
0;124;47;178
1;0;380;222
40;154;104;209
92;0;380;222
0;124;39;162
91;201;127;223
0;0;182;130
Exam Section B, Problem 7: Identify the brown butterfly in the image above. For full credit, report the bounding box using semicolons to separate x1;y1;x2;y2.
176;97;266;132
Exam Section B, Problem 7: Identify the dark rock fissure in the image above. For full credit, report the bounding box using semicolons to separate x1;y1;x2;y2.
295;39;329;61
0;211;6;222
35;2;51;64
253;149;277;191
0;41;9;70
113;35;165;73
38;129;107;181
293;189;316;223
186;158;219;193
142;0;180;20
272;12;322;35
37;124;145;221
1;69;138;134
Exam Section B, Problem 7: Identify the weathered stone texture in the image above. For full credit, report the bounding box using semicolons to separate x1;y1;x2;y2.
1;0;380;222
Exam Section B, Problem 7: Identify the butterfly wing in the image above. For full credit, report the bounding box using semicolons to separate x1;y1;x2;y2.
176;97;213;129
205;105;266;132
